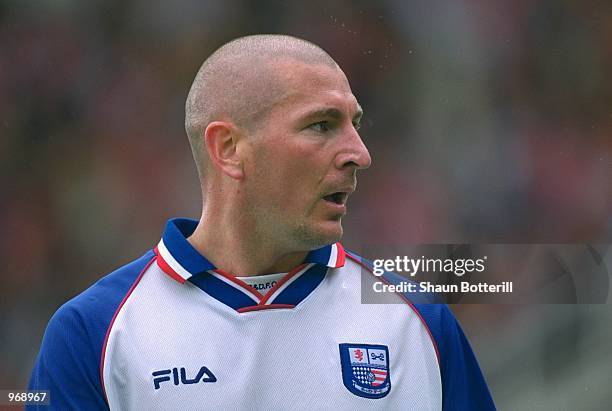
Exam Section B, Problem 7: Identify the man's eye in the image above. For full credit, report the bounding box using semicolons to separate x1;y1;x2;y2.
309;121;331;132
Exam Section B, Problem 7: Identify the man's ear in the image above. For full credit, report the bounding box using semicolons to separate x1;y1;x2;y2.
204;121;245;180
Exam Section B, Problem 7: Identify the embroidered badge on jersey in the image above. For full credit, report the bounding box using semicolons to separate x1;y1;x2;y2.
339;343;391;399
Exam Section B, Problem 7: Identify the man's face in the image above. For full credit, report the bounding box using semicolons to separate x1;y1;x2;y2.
242;59;371;250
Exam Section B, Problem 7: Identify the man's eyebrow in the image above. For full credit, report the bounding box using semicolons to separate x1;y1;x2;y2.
301;106;364;123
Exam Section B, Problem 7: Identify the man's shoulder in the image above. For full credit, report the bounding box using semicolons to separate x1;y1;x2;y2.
343;249;443;305
28;250;158;407
51;250;156;332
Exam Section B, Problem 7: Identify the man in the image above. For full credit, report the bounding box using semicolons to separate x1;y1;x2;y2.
28;35;495;410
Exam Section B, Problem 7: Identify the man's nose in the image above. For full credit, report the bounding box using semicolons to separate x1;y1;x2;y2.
335;127;372;170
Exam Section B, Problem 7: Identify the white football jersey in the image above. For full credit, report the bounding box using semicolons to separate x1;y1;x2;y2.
29;218;495;410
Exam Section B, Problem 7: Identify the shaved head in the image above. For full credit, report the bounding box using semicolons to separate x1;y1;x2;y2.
185;34;339;180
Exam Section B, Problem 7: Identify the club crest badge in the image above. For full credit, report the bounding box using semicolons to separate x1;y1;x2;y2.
339;343;391;399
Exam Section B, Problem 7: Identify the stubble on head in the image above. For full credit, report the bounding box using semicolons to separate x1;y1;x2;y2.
184;35;339;183
185;35;348;258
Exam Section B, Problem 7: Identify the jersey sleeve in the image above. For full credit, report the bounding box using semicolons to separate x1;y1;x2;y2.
414;304;496;411
27;302;108;410
27;251;156;411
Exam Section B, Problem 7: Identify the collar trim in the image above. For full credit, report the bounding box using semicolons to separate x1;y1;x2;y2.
260;264;312;305
155;243;190;283
154;218;346;312
209;269;262;303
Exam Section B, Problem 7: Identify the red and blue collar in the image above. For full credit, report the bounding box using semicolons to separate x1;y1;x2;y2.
154;218;346;313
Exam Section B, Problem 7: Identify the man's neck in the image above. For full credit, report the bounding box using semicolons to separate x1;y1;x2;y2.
187;214;308;277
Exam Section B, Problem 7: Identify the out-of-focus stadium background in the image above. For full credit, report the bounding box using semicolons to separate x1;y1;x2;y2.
1;1;610;409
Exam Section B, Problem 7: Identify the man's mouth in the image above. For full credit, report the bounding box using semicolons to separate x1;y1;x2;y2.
323;192;349;205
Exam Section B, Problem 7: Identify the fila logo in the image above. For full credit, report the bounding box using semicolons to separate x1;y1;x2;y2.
152;366;217;390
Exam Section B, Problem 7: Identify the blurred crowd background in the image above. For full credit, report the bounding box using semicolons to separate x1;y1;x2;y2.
1;0;610;409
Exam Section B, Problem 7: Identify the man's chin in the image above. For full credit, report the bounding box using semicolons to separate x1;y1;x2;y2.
295;220;343;249
311;220;344;246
